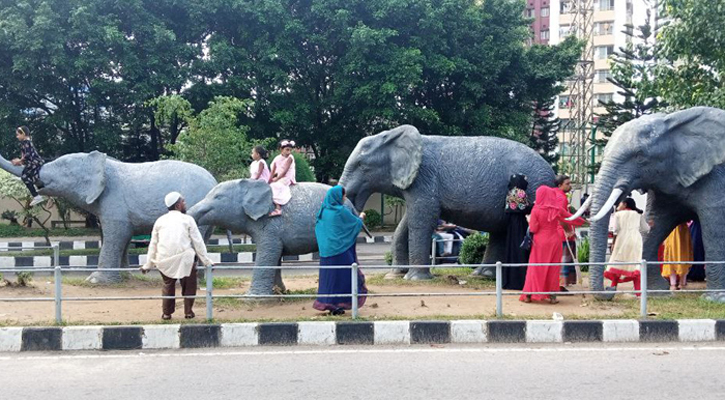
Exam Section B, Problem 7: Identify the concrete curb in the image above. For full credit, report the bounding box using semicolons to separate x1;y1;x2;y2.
3;319;725;352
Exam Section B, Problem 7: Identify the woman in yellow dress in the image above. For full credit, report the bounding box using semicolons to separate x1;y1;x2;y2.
662;223;693;290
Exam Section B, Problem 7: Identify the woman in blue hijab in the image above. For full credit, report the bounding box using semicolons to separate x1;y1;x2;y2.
313;185;368;315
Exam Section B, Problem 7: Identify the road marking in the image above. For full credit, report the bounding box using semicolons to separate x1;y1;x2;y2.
2;345;725;361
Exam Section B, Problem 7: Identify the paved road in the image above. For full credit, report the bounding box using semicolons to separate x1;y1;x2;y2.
2;343;724;399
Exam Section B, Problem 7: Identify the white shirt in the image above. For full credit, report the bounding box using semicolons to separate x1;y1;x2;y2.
250;159;271;181
142;211;213;279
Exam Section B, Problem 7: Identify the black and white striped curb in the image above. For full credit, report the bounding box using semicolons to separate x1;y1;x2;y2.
0;235;392;253
2;319;725;351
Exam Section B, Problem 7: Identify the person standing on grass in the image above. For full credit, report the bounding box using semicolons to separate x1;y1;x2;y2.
313;185;368;315
554;174;578;292
140;192;214;320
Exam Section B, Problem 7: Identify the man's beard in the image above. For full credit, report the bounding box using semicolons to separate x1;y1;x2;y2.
179;206;187;214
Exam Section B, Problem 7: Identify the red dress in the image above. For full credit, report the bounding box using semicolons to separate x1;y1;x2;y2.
520;186;585;302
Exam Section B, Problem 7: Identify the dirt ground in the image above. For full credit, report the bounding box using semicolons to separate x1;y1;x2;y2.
0;270;681;325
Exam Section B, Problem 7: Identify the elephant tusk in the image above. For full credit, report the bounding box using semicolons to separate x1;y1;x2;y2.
567;194;593;221
590;188;624;222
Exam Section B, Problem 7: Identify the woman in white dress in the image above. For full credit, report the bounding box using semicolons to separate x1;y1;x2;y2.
604;198;650;295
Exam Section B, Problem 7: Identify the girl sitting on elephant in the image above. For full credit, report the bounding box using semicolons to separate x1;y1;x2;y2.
11;126;46;207
268;140;297;217
249;145;271;181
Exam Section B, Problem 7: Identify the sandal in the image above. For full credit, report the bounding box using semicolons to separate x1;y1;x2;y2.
521;295;532;304
185;312;196;319
331;308;346;316
268;209;282;217
162;314;172;320
670;285;678;291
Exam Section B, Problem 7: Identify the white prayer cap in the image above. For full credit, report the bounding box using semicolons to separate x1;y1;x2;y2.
164;192;183;208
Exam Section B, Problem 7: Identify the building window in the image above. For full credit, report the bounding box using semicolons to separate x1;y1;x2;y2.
595;93;614;104
595;45;615;59
559;95;576;109
559;25;571;38
561;1;572;14
594;21;614;35
597;0;615;11
541;30;550;40
525;8;535;18
559;118;572;129
595;69;612;83
541;7;550;17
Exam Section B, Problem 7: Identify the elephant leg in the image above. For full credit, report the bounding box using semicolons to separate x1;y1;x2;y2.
471;231;506;278
642;200;688;296
699;219;725;303
247;241;284;296
403;203;438;281
86;222;132;284
387;212;409;279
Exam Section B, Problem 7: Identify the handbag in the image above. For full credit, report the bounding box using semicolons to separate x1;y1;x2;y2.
520;228;533;251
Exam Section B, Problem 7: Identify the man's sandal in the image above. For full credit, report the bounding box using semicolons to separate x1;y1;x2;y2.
162;314;172;320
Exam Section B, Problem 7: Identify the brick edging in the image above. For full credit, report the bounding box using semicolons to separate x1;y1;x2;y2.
2;319;724;352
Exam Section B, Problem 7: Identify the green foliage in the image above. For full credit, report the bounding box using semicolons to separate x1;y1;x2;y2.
266;151;316;183
0;170;42;227
657;0;725;109
459;233;489;265
530;98;560;168
384;195;406;225
577;237;590;272
15;271;34;287
0;225;99;238
165;96;263;181
384;251;393;266
1;210;19;225
363;209;382;229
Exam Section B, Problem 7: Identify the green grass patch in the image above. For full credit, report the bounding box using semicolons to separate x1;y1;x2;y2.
61;272;161;288
199;276;249;289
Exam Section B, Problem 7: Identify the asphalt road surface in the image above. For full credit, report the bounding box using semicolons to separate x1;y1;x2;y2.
2;343;725;399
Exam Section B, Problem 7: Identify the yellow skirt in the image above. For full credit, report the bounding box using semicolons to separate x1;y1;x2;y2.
661;224;693;277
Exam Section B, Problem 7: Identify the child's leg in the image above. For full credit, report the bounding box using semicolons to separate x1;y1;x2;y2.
679;273;688;288
669;274;678;289
21;166;39;197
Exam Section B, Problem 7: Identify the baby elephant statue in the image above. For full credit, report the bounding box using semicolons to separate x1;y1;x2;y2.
0;151;218;283
188;179;359;295
340;124;555;280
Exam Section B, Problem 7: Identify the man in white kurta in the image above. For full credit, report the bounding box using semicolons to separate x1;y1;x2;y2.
141;192;213;319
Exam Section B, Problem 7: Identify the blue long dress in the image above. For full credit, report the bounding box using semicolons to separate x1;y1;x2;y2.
313;185;368;312
313;244;368;311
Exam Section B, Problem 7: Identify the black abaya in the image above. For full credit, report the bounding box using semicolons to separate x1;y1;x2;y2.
502;212;529;290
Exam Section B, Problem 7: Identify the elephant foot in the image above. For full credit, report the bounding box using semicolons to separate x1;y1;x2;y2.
702;292;725;303
469;266;494;279
384;269;407;280
404;269;434;281
592;287;617;301
85;270;123;284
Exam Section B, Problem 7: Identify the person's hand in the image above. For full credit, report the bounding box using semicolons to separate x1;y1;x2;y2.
359;212;366;220
11;158;21;166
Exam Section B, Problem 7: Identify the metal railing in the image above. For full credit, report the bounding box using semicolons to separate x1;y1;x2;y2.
0;244;723;324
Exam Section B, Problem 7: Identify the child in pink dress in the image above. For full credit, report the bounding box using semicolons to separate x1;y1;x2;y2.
268;140;297;217
249;146;271;181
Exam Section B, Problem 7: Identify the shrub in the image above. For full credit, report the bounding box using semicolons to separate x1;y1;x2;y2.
1;210;19;225
16;271;33;287
384;251;393;266
577;237;590;272
459;232;489;265
363;209;382;229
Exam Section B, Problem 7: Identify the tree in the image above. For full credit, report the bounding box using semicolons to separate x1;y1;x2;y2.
0;170;53;243
656;0;725;109
592;9;661;174
195;0;582;181
163;96;263;181
530;98;560;169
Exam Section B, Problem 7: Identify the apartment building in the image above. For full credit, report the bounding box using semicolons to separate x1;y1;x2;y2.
525;0;653;164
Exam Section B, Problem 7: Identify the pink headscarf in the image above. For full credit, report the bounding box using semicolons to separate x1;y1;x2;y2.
534;186;563;222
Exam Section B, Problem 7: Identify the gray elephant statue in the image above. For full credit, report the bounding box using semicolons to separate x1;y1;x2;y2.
0;151;218;283
339;125;555;280
571;106;725;302
188;179;359;295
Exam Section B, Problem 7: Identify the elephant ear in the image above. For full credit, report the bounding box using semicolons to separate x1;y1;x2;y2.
84;151;107;205
382;125;423;190
664;107;725;187
238;179;274;221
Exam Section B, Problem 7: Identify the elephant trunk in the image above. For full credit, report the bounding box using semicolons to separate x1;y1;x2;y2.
0;154;24;177
588;164;625;299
